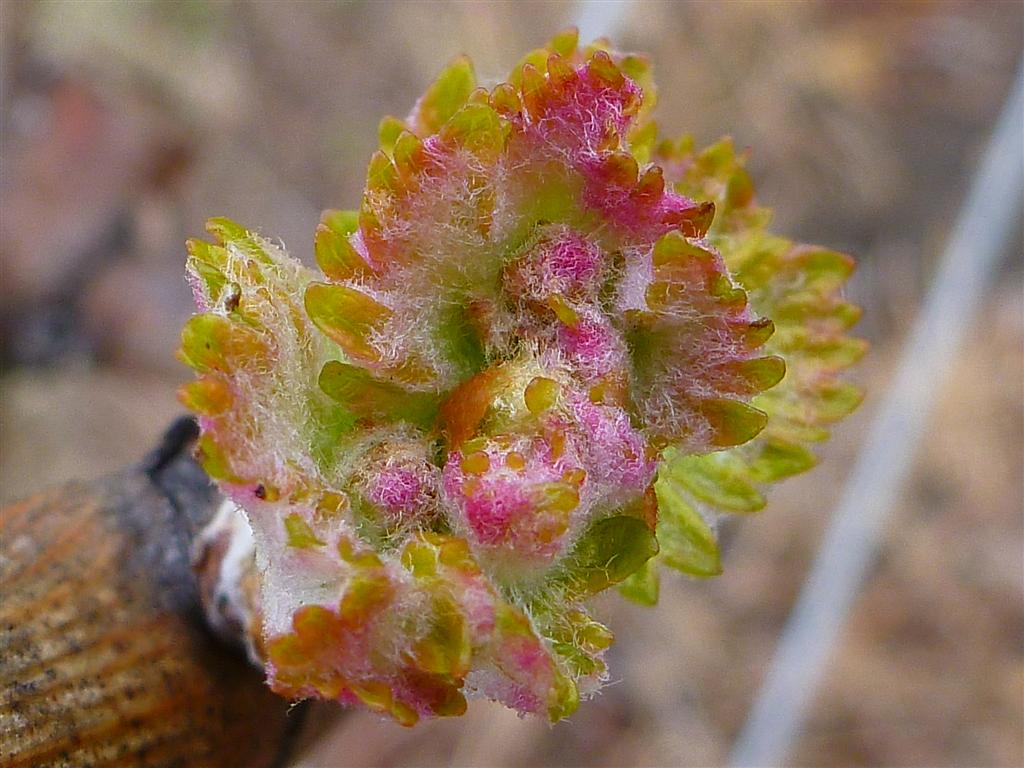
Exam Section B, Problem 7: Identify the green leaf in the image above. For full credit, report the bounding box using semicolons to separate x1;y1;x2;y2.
318;360;438;428
412;56;475;135
628;120;658;165
617;558;660;606
439;103;506;160
795;248;855;292
663;449;765;514
284;513;325;549
186;238;229;300
747;438;817;483
307;395;357;471
547;27;579;58
205;216;248;242
435;302;487;378
304;282;390;361
508;49;550;89
378;115;406;154
178;376;232;416
320;208;360;237
315;209;370;281
366;150;399;194
771;329;868;368
729;355;787;393
698;398;768;448
654;473;722;578
179;313;266;374
195;433;245;484
546;673;581;723
560;515;658;595
811;381;864;423
205;217;272;264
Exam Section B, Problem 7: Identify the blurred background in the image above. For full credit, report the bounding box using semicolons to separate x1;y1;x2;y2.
1;1;1021;766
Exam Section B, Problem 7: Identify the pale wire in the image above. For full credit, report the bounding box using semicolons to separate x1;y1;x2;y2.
730;60;1024;767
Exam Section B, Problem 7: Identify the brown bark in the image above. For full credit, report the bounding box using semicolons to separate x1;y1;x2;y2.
0;417;300;768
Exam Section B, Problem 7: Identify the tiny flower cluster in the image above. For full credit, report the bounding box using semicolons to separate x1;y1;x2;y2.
179;29;863;724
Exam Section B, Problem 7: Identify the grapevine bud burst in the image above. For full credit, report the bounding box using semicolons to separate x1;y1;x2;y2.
179;30;864;725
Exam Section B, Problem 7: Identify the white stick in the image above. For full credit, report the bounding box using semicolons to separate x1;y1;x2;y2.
730;60;1024;767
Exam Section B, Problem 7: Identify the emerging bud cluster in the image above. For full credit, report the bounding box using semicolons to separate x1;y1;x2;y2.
179;29;863;724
